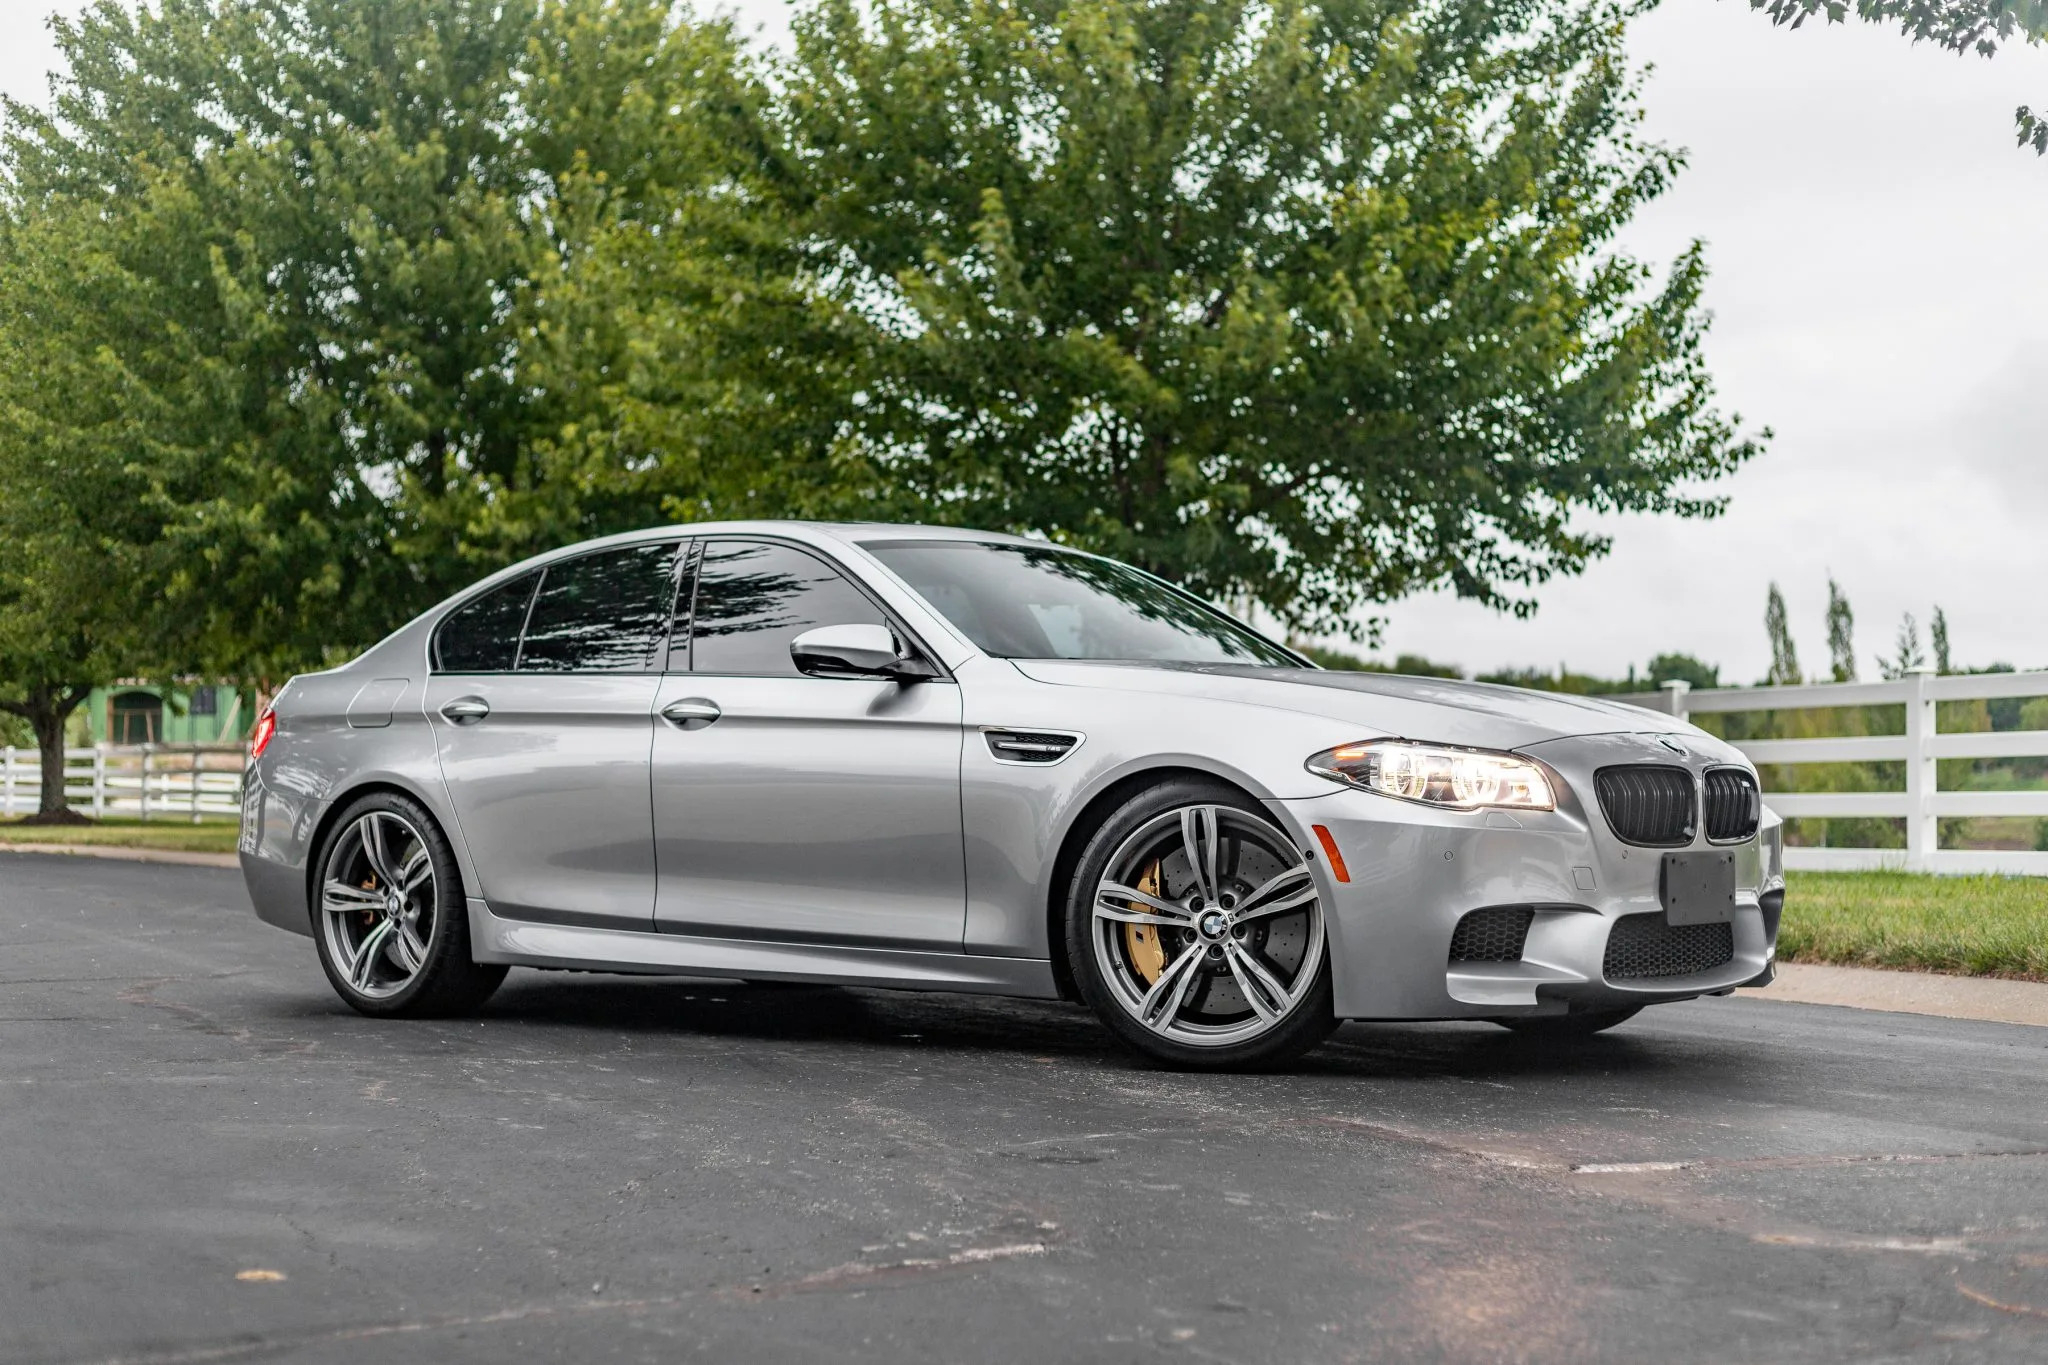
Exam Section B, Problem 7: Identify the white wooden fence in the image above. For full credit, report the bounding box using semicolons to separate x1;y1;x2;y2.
0;745;246;822
1620;667;2048;876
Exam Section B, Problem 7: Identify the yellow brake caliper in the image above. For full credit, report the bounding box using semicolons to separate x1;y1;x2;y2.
1124;860;1167;984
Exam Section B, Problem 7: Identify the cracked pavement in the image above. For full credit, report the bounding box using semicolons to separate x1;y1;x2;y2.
4;852;2048;1363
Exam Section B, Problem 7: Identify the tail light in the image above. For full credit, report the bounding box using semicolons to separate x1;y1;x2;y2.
249;708;277;760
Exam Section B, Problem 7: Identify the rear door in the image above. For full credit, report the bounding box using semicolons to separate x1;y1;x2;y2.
426;541;681;930
650;537;967;949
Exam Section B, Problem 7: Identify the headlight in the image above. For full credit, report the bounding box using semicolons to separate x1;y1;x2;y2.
1306;739;1555;811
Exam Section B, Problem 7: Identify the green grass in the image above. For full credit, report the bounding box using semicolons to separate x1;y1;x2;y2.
0;817;239;854
1782;871;2048;981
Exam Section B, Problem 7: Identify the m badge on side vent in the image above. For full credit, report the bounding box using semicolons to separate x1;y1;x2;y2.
981;728;1084;765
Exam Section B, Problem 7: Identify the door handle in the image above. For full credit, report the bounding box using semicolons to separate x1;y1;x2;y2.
660;698;722;729
440;697;491;724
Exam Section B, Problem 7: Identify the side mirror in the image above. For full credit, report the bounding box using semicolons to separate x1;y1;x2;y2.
790;624;937;683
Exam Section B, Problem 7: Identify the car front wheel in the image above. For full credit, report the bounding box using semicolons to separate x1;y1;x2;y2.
1065;780;1337;1070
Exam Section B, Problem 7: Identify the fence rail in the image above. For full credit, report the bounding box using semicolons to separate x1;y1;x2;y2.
1618;668;2048;876
1;745;246;822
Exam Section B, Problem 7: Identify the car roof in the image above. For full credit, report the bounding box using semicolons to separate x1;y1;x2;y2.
680;520;1040;548
529;519;1046;559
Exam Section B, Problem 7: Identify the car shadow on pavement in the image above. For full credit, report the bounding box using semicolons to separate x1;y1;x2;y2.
320;970;1756;1082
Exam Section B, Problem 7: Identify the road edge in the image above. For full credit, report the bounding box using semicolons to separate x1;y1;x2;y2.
1741;961;2048;1030
0;842;239;869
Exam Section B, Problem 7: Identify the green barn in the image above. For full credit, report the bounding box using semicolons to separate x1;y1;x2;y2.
80;684;256;747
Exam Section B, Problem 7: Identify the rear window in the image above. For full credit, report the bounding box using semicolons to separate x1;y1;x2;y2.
517;542;682;673
433;571;540;673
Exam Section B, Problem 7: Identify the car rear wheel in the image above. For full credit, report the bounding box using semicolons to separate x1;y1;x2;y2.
311;792;507;1018
1065;780;1336;1070
1493;1006;1641;1037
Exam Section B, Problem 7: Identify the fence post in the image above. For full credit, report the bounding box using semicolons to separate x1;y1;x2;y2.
191;749;203;824
1904;666;1937;873
1659;679;1692;723
92;745;107;818
2;746;13;817
141;747;154;822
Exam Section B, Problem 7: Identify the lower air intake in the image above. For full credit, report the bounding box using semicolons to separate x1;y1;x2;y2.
1448;906;1536;963
1602;914;1735;980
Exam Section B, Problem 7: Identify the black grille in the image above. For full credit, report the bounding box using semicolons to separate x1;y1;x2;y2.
1602;914;1734;980
1448;906;1535;963
982;730;1079;764
1703;768;1761;842
1594;766;1696;847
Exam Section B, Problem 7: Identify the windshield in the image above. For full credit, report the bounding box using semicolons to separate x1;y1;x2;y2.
864;540;1301;666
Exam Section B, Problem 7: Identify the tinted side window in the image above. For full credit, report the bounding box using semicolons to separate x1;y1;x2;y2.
517;543;680;673
435;571;540;672
687;540;888;676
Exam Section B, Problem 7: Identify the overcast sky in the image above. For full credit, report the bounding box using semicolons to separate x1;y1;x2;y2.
5;1;2044;684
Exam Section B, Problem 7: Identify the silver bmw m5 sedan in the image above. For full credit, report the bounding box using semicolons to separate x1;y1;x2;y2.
240;521;1784;1068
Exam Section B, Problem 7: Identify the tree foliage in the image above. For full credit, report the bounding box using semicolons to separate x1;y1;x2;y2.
767;0;1761;636
1747;0;2048;152
1764;581;1802;685
1;0;768;681
1825;576;1856;682
0;196;171;815
0;0;1759;708
1878;611;1927;679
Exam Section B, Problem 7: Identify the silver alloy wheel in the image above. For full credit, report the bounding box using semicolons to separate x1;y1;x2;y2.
319;810;437;1001
1091;803;1326;1048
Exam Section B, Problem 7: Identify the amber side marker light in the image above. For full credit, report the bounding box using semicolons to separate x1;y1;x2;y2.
1311;825;1351;883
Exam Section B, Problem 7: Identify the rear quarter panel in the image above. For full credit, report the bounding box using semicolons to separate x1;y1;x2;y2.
240;624;464;935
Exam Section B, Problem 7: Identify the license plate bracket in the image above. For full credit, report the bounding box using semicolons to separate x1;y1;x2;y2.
1661;850;1736;926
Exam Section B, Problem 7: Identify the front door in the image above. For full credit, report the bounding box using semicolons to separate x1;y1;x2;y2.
426;542;681;930
651;538;966;949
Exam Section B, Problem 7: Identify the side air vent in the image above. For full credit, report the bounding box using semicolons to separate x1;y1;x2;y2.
1603;914;1735;981
982;729;1082;765
1448;906;1536;964
1703;768;1761;843
1594;765;1696;848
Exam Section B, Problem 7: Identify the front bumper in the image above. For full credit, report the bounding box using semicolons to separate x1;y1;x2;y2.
1268;744;1783;1021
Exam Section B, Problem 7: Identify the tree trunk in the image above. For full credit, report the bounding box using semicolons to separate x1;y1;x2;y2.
8;686;92;824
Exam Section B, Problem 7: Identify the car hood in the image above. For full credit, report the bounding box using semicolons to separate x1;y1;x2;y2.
1008;660;1698;751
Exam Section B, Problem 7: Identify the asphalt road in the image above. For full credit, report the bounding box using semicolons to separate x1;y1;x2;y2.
6;853;2048;1364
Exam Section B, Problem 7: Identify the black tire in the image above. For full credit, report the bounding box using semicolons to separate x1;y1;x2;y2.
1493;1006;1641;1037
310;791;507;1018
1064;778;1338;1071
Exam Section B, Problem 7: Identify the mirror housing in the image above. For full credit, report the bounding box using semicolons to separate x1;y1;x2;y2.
789;624;937;683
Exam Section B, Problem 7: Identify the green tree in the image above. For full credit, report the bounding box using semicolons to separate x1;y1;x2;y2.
1825;577;1856;682
0;198;167;818
1747;1;2048;152
1647;652;1719;689
1878;612;1926;679
1765;582;1802;685
1931;605;1951;674
2;0;763;681
766;0;1763;637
